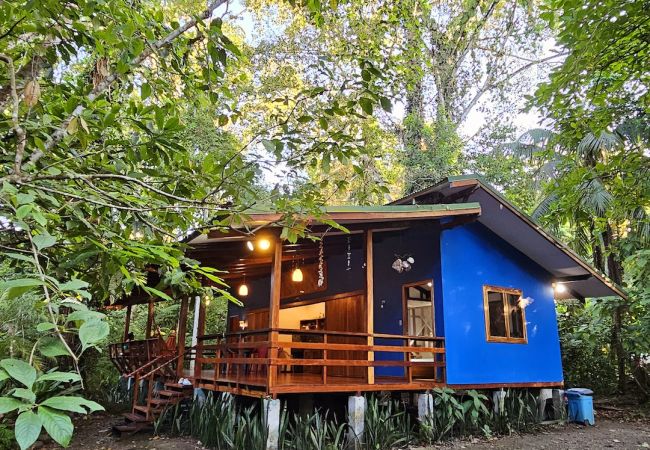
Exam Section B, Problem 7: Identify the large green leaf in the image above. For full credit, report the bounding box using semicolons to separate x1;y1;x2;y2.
0;359;37;389
36;372;81;384
15;411;43;450
12;388;36;404
0;278;45;300
32;233;56;250
58;279;89;291
39;337;70;358
41;396;104;414
65;310;105;323
0;368;9;381
38;406;73;447
0;397;24;414
78;319;109;352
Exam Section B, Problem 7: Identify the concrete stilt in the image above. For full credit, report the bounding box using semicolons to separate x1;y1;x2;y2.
492;389;506;414
347;395;366;446
193;387;206;405
417;393;434;421
552;389;563;420
263;398;281;450
538;388;553;421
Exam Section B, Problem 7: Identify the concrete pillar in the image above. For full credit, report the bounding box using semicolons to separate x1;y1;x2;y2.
193;387;206;406
416;393;434;421
492;389;506;414
263;398;281;450
189;295;201;374
538;388;553;421
552;389;563;420
347;396;365;446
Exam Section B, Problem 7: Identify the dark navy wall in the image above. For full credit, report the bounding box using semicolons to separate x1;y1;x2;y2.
372;224;443;376
440;222;563;385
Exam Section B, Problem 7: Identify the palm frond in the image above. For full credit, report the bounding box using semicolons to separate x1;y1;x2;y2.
579;178;612;216
531;193;558;222
577;131;621;160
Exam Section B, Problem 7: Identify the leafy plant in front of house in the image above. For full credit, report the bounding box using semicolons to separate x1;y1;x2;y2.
283;408;348;450
489;389;538;435
0;359;104;449
363;395;413;450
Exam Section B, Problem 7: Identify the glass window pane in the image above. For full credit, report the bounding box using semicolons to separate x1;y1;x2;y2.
507;293;525;339
487;291;506;337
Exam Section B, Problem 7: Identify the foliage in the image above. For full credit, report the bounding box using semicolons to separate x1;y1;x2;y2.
534;0;649;136
557;301;618;393
0;358;104;449
419;388;490;443
362;395;413;449
283;409;349;450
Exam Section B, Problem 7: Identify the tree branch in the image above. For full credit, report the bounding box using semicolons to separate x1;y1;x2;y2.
25;0;228;168
0;54;27;175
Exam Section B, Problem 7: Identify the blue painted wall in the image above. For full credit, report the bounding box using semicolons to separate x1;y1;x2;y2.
440;222;563;385
372;224;443;376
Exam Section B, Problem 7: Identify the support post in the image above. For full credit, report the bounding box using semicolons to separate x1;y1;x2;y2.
145;298;154;339
267;237;282;393
264;397;281;450
417;392;434;421
365;230;374;385
176;296;189;378
123;305;132;341
538;388;553;421
194;295;206;379
492;389;506;414
347;395;366;446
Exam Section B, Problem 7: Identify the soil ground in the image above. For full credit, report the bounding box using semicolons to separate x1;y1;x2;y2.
40;404;649;450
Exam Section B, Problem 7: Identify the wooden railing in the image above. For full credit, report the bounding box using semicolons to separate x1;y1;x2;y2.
109;339;162;375
189;328;445;395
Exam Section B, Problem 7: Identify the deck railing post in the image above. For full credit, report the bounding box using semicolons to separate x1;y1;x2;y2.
322;333;327;385
365;230;375;385
267;236;282;394
176;296;189;379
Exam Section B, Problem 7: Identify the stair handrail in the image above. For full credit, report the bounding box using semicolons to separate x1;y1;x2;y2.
142;346;196;378
123;353;173;379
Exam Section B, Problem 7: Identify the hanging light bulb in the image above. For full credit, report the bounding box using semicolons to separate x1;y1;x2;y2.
257;238;271;250
238;283;249;296
292;267;303;282
554;283;567;294
246;241;254;251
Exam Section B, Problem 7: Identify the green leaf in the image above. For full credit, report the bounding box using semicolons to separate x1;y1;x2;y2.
39;337;70;358
36;372;81;384
142;286;173;301
15;411;43;450
358;97;373;115
79;319;109;352
58;278;89;291
12;388;36;404
33;233;56;250
38;406;73;447
379;96;392;112
0;359;37;389
4;252;35;263
0;368;9;381
141;82;151;100
16;193;35;205
0;397;24;414
41;396;104;414
0;278;44;300
36;322;57;332
66;310;105;323
16;204;33;219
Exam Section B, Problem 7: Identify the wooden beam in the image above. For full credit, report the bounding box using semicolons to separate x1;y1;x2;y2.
123;305;132;341
365;230;374;385
177;296;189;378
267;237;283;392
145;299;154;339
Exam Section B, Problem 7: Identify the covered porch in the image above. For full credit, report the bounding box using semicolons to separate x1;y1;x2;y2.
180;205;480;397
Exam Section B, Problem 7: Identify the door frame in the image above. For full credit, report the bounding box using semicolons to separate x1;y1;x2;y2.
401;279;435;337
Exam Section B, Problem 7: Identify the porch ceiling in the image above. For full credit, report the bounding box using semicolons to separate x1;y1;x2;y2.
390;175;626;301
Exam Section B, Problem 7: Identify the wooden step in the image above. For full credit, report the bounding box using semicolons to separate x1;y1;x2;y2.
164;382;193;389
133;405;158;414
123;412;149;423
114;422;151;434
150;398;173;406
158;389;187;397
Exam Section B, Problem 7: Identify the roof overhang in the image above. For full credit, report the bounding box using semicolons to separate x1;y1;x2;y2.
391;176;626;301
187;203;481;245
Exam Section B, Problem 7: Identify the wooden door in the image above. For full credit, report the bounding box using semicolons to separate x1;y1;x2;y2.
325;294;366;379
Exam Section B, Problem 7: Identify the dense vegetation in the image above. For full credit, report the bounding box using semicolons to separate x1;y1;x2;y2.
0;0;648;447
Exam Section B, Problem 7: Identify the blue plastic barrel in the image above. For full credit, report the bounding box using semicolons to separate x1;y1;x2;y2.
566;388;595;425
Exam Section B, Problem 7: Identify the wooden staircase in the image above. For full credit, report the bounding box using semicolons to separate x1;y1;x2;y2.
115;379;193;434
111;345;194;435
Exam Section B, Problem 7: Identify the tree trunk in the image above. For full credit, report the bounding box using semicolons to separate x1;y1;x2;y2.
602;223;626;393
